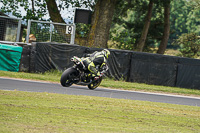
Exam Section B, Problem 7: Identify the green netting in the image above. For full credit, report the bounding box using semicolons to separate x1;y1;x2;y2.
0;44;23;72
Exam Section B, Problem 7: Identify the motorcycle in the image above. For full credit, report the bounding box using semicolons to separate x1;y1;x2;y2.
60;56;109;90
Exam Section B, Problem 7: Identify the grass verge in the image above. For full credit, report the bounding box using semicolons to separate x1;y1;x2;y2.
0;70;200;96
0;90;200;133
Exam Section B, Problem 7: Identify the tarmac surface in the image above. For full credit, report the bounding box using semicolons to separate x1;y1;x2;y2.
0;77;200;106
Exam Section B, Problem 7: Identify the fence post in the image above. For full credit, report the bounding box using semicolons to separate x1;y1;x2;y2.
70;24;76;44
50;24;53;42
16;19;22;42
26;20;31;43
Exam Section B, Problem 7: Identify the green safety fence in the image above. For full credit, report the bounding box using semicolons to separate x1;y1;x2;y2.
0;44;23;72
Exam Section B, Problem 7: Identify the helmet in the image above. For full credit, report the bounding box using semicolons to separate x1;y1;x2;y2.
102;49;110;59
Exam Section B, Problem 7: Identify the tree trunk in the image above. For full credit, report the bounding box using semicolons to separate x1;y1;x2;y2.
45;0;65;23
88;0;117;48
45;0;70;42
135;0;154;52
31;0;35;17
157;0;170;54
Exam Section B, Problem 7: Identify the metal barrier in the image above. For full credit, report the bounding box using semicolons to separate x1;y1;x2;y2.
0;16;22;42
26;20;76;44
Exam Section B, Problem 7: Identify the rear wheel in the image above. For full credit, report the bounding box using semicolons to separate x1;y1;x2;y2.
88;77;102;90
60;68;79;87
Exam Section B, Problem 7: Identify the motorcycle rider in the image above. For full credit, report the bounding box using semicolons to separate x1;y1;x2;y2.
82;49;110;79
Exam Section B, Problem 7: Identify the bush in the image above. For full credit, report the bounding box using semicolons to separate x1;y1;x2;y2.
174;33;200;58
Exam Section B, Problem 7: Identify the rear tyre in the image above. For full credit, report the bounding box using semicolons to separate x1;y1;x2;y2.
60;68;79;87
88;77;102;90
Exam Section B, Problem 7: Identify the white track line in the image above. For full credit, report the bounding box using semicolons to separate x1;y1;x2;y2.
1;77;200;100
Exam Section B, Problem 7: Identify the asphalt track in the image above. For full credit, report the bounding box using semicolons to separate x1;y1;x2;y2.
0;77;200;107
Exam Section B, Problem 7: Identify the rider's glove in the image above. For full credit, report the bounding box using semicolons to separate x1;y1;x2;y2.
96;71;101;76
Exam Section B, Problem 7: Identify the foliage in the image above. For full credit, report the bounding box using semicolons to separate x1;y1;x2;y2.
110;0;164;51
185;0;200;34
0;0;96;44
0;0;95;22
169;0;200;58
0;0;199;54
110;0;200;54
0;0;47;20
174;33;200;58
76;23;91;38
170;0;200;41
110;25;136;50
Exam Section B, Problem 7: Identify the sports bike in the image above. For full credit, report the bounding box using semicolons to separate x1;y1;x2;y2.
60;56;108;90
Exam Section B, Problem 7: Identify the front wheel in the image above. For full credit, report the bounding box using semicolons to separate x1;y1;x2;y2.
60;68;79;87
88;77;102;90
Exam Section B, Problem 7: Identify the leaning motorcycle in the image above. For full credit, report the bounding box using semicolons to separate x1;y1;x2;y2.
60;56;108;90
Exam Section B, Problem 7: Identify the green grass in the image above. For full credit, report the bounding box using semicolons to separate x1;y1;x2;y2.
0;90;200;133
0;70;61;83
102;78;200;96
0;70;200;96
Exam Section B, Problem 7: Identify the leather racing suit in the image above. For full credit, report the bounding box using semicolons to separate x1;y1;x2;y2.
82;51;107;77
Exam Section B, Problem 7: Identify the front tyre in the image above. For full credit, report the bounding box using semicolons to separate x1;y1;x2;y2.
60;68;79;87
88;77;102;90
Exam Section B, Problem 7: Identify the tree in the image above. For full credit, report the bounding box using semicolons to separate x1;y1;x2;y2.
0;0;47;20
111;0;152;50
169;0;188;43
174;33;200;58
87;0;117;48
169;0;200;54
157;0;170;54
0;0;116;48
45;0;65;23
111;0;164;51
186;0;200;34
135;0;154;52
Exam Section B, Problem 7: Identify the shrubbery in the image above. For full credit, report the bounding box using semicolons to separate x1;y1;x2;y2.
174;33;200;58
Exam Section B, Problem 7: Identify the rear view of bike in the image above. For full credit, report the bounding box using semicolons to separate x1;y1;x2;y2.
60;67;79;87
60;56;108;90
